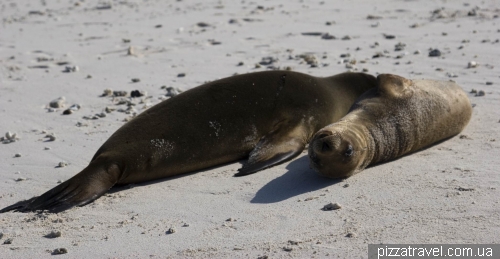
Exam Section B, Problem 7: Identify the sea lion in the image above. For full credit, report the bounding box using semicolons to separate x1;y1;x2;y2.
1;71;376;213
308;74;472;178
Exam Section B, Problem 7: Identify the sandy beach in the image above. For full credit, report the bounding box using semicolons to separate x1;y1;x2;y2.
1;0;499;258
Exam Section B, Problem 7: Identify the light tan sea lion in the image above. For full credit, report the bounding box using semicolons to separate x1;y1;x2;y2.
308;74;472;178
1;71;376;213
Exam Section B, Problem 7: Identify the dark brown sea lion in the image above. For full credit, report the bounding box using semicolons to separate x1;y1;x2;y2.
308;74;472;178
1;71;376;213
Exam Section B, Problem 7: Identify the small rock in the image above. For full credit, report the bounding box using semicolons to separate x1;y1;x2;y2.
182;223;190;227
384;34;396;39
3;238;13;244
486;82;493;85
342;35;352;40
49;97;66;108
366;15;383;20
177;73;186;78
283;247;293;252
46;230;62;238
62;104;81;115
325;21;335;26
476;90;485;97
414;50;421;55
155;24;162;28
394;42;406;51
57;161;68;168
113;91;128;97
15;177;27;182
52;248;68;255
237;61;244;66
167;227;176;234
127;46;135;56
45;133;56;141
467;61;478;68
343;183;350;188
226;218;236;222
470;89;477;94
164;87;182;97
345;232;356;238
428;49;441;57
321;33;336;40
14;153;21;157
197;22;211;27
0;232;3;239
130;90;146;98
101;88;113;97
131;78;140;83
63;66;79;73
458;187;475;192
322;202;342;211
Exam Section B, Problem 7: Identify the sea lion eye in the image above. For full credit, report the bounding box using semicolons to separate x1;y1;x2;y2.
344;145;354;157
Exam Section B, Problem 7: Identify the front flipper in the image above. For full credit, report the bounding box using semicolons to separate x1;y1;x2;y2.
0;161;120;213
234;132;305;177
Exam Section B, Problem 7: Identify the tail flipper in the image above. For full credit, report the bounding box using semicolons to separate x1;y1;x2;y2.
0;162;121;213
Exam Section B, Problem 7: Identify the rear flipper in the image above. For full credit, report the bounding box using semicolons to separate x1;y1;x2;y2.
234;125;306;177
0;162;120;213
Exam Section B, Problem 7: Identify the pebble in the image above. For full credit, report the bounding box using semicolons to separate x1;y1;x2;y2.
44;147;51;150
384;34;395;39
2;131;19;143
341;35;352;40
394;42;406;51
428;49;441;57
63;66;79;73
414;50;421;55
45;133;56;141
15;177;27;182
52;248;68;255
131;78;140;83
4;238;13;244
167;227;176;234
321;33;336;40
283;247;293;252
127;46;135;56
345;232;356;238
113;91;128;97
163;86;182;97
131;90;146;98
14;153;21;157
46;230;62;238
63;104;81;115
0;232;3;239
182;223;190;227
57;161;68;168
49;96;66;108
177;73;186;77
322;202;342;211
486;82;493;85
101;88;113;97
476;90;485;97
467;61;478;68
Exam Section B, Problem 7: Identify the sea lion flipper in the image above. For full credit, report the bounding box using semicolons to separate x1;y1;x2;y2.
377;74;413;98
0;162;120;213
234;136;304;177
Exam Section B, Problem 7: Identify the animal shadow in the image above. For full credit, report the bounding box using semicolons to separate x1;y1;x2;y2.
250;155;341;204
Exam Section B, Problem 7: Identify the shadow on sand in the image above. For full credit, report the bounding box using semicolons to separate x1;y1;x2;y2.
250;156;342;204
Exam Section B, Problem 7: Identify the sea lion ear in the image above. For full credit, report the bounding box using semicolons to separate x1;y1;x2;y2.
376;74;413;98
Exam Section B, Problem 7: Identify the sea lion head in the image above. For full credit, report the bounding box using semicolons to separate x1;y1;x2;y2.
308;124;367;178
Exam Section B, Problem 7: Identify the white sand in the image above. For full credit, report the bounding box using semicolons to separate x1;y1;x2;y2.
1;0;499;258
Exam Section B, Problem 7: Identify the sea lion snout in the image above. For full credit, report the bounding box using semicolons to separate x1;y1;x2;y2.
308;130;357;179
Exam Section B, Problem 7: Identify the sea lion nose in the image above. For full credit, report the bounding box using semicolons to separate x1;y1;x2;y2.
312;131;334;155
